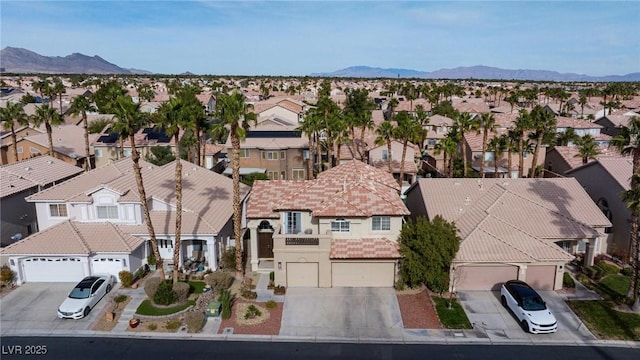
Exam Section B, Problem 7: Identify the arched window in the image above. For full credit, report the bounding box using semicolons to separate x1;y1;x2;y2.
258;220;273;232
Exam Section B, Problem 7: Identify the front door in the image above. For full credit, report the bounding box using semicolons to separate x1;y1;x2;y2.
258;232;274;258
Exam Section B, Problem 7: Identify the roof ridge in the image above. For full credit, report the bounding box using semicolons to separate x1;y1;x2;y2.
107;221;134;252
68;221;92;254
470;226;537;262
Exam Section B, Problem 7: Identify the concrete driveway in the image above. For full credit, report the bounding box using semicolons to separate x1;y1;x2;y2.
458;291;595;342
280;287;403;340
0;283;113;335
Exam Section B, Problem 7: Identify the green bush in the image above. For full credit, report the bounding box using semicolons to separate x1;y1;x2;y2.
220;247;236;270
165;319;181;330
269;271;275;282
172;281;190;303
147;254;157;266
265;300;277;309
135;268;145;280
144;277;163;298
154;281;178;305
584;266;603;280
394;279;405;291
115;294;128;303
147;323;157;331
185;310;206;333
621;267;633;276
1;265;16;286
244;304;262;320
563;272;576;288
576;274;591;287
119;270;134;287
205;272;235;290
218;289;233;320
596;262;621;277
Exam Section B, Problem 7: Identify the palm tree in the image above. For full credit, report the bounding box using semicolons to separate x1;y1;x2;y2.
214;91;257;280
487;134;507;177
414;104;430;151
298;109;321;179
393;111;420;187
1;102;28;162
579;94;587;119
375;121;396;174
454;112;478;177
52;78;66;115
70;95;97;171
528;106;557;178
610;116;640;311
478;113;497;178
556;128;579;146
514;109;532;178
112;95;165;280
31;104;63;157
434;132;459;178
574;135;600;164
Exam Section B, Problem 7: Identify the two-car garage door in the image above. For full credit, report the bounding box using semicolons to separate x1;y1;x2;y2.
22;257;85;282
456;265;518;291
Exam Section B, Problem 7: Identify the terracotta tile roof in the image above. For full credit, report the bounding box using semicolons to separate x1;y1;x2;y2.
602;115;633;127
330;238;400;259
370;159;418;174
24;125;100;158
1;155;83;198
118;211;219;235
394;99;433;112
0;220;144;255
556;117;602;129
247;160;408;219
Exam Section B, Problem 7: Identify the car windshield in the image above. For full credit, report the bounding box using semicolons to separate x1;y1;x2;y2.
69;286;91;299
522;295;546;311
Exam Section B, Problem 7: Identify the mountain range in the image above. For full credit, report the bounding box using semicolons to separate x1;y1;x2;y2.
311;65;640;82
1;47;638;82
0;47;151;75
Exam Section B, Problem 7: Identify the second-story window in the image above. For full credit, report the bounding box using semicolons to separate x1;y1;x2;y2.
123;149;132;157
284;212;301;234
97;205;119;219
372;216;391;231
292;168;305;180
382;150;392;161
240;149;250;158
49;204;68;217
331;219;350;233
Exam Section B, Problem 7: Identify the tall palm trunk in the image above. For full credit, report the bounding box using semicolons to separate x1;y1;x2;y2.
82;112;91;171
529;134;543;178
230;125;244;280
316;133;322;175
172;144;183;284
460;129;468;177
45;122;54;157
480;129;488;178
195;124;202;166
130;135;164;280
442;152;448;178
10;125;19;162
494;155;499;178
118;138;125;159
386;139;393;174
518;136;525;178
628;149;640;309
507;150;513;179
398;140;408;188
306;134;314;180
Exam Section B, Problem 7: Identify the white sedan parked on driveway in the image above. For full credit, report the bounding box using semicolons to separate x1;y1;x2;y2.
500;280;557;334
57;275;115;319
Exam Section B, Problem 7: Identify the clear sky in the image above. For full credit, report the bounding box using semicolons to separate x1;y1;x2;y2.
1;1;638;76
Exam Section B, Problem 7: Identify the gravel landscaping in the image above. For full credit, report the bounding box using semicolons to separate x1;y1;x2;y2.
218;300;282;335
396;289;442;329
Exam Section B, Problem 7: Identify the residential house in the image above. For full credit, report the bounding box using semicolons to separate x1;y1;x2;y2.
543;146;622;177
253;98;307;124
246;160;409;287
0;156;83;246
566;158;634;261
0;126;44;165
13;124;98;168
404;178;611;290
556;116;610;147
595;114;635;137
1;158;250;283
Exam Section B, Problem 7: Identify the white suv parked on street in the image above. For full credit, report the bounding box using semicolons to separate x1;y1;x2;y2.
500;280;557;334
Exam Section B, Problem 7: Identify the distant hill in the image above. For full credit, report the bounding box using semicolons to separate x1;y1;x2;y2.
312;65;640;82
0;47;151;74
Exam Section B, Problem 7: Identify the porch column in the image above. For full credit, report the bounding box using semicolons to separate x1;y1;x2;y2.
518;264;527;281
585;237;600;267
250;226;259;272
82;257;91;276
207;240;216;270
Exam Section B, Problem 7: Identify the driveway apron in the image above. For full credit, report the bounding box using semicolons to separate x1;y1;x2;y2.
280;287;403;340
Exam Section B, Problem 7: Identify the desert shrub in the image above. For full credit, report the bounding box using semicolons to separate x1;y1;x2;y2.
135;268;145;280
394;279;405;291
185;311;206;333
154;281;178;305
205;272;234;290
119;270;134;287
244;304;262;320
1;266;16;286
147;323;158;331
621;267;633;276
563;272;575;288
218;289;233;320
583;266;603;280
115;294;128;303
172;282;190;303
273;285;286;295
265;300;277;309
240;284;257;299
165;319;181;330
596;262;620;277
220;247;236;270
144;277;163;298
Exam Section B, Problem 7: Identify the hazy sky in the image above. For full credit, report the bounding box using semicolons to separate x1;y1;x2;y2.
2;1;638;76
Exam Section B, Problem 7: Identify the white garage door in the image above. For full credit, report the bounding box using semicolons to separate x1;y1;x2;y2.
22;257;85;282
286;263;318;287
92;257;125;279
525;265;557;290
332;262;395;287
456;265;519;291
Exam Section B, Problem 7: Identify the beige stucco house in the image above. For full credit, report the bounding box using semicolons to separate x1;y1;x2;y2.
405;178;611;291
246;160;409;288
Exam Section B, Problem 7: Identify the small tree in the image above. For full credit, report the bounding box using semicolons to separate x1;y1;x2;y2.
145;146;176;166
398;216;461;293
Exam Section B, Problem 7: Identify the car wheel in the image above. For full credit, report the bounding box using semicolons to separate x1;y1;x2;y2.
83;307;91;318
501;295;507;308
106;284;112;293
521;320;529;333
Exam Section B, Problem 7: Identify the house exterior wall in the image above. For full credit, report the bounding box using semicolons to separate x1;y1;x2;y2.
1;191;38;246
236;147;307;180
568;165;632;260
595;118;620;137
0;128;42;165
467;143;546;178
368;141;416;165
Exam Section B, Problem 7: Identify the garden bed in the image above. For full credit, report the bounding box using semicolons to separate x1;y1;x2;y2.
136;299;195;316
217;300;282;335
92;295;132;332
396;289;442;329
